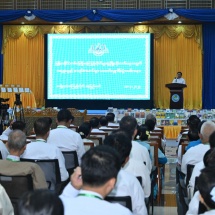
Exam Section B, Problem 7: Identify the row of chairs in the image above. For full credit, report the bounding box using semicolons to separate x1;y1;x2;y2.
176;164;207;214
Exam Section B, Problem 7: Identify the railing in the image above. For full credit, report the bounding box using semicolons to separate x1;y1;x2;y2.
0;0;214;10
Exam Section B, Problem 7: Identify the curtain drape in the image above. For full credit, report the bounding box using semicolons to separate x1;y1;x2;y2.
154;33;202;109
202;24;215;109
3;33;44;107
3;24;202;109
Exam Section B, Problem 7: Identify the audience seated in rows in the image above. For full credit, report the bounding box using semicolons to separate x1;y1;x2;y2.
177;115;201;143
120;115;152;172
60;146;132;215
90;117;105;133
0;184;14;215
181;121;215;174
105;129;151;200
145;113;166;149
187;165;215;215
135;124;167;165
177;120;205;165
0;130;47;189
188;130;215;197
47;109;85;164
185;120;206;151
18;190;64;215
21;117;69;182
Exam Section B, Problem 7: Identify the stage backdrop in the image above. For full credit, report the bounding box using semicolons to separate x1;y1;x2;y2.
2;24;202;109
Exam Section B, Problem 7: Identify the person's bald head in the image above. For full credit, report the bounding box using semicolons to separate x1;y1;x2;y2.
200;121;215;143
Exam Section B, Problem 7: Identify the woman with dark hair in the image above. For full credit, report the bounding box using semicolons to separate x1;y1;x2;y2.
78;122;94;150
135;124;167;164
198;167;215;214
78;122;92;140
18;190;64;215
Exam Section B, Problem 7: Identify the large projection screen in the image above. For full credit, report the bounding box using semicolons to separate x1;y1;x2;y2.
45;33;154;109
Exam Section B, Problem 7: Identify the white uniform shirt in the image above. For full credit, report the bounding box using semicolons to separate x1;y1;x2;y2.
109;169;147;215
61;190;133;215
61;169;146;215
0;184;14;215
200;210;215;214
0;127;12;141
189;161;204;190
0;141;9;159
123;158;151;198
47;126;85;164
21;139;69;181
181;144;210;174
177;145;183;165
186;191;199;215
130;140;152;172
172;77;186;84
108;122;119;127
91;128;106;142
91;128;105;133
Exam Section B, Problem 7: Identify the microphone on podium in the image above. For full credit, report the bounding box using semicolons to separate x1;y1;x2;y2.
175;77;177;82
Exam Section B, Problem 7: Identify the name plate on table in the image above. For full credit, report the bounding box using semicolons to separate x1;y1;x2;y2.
19;88;24;93
7;88;12;92
24;88;30;93
0;88;6;92
13;88;18;93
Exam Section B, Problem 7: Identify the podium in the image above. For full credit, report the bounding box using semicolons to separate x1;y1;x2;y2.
165;83;187;109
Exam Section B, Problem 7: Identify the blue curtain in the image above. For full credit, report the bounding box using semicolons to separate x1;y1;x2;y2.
1;9;215;107
0;25;3;84
202;24;215;108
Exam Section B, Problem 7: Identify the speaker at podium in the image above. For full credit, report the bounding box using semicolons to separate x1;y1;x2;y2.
165;83;187;109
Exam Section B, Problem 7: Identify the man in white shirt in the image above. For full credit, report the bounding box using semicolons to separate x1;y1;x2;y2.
106;113;119;127
60;146;132;215
22;117;69;182
90;117;105;133
181;121;215;174
104;130;148;214
120;115;152;171
47;109;85;164
0;130;47;189
0;121;26;141
0;140;9;159
172;71;186;84
90;117;106;142
0;184;14;215
188;131;215;196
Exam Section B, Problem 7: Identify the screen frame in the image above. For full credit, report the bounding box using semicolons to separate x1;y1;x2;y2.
44;33;154;110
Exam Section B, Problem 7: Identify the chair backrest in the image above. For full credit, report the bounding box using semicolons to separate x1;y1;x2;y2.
67;108;87;126
99;128;117;135
149;136;163;153
62;151;79;175
186;164;195;186
84;141;95;151
88;136;103;146
90;132;108;138
0;174;33;213
69;125;79;132
181;141;189;161
149;141;159;167
105;196;132;211
20;158;61;190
